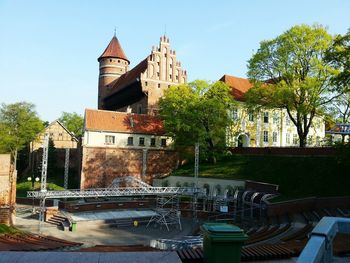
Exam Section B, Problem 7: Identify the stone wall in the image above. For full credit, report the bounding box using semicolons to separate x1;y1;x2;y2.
0;154;16;225
153;176;245;196
80;147;179;189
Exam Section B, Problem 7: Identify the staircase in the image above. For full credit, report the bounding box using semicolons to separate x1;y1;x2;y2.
47;214;69;230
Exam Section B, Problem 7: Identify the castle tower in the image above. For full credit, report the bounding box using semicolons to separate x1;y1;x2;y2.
98;35;130;109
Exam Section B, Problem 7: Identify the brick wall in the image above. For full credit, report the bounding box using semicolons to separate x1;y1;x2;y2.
0;154;16;225
80;147;179;188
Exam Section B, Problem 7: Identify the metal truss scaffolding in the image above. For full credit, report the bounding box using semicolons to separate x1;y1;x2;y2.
146;195;182;231
28;186;203;199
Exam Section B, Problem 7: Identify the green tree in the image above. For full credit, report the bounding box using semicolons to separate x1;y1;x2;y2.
0;102;44;166
325;30;350;144
159;80;235;163
325;29;350;88
246;24;341;147
58;112;84;137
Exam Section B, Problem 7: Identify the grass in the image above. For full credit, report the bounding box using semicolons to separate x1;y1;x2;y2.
17;181;65;198
0;224;18;234
16;167;79;197
171;154;350;201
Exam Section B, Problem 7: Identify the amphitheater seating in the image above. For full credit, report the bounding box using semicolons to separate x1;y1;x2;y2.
0;232;82;251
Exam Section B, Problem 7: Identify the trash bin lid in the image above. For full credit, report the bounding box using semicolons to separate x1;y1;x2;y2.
204;223;243;233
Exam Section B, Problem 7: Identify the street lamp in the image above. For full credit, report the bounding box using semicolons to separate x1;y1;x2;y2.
27;176;33;189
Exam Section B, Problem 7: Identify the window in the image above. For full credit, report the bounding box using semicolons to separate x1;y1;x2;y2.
145;81;148;86
158;83;161;88
169;74;172;79
105;135;115;145
127;137;133;146
109;59;112;62
150;138;156;147
286;133;290;144
139;137;145;146
161;138;167;147
157;62;160;66
286;115;291;126
293;134;298;145
263;131;268;143
263;112;269;123
248;112;254;122
157;72;160;77
232;109;238;120
118;59;120;63
273;112;279;125
272;132;277;143
176;75;178;80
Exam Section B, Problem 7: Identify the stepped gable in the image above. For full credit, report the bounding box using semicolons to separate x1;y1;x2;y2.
220;74;253;101
107;58;148;95
98;36;129;63
84;109;164;135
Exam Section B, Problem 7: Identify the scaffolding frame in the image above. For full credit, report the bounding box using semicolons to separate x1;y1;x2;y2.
146;194;182;231
28;186;203;199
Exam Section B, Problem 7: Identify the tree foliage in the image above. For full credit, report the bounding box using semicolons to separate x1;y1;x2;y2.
0;102;44;164
246;24;340;147
58;112;84;138
325;29;350;88
159;80;235;163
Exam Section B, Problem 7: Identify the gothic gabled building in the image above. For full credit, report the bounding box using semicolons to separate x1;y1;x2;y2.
98;35;187;115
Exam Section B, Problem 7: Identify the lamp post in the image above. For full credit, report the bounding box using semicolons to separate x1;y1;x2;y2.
27;177;33;189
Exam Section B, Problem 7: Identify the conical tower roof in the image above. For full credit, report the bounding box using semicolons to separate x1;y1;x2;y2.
98;36;129;64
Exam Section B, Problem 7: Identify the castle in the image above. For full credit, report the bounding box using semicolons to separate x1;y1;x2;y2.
81;35;186;187
97;34;187;115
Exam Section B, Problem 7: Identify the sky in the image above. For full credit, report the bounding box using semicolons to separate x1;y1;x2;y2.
0;0;349;121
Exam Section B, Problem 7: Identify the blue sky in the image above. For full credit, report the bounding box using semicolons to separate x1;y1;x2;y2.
0;0;349;121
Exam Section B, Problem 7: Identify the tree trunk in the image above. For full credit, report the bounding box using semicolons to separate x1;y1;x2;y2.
299;136;307;148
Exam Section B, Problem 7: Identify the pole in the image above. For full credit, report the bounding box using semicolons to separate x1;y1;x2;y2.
193;142;199;223
64;148;70;189
39;134;49;230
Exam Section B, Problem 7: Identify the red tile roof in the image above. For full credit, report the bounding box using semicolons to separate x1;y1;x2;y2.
108;58;148;96
220;74;253;101
98;36;129;64
85;109;165;135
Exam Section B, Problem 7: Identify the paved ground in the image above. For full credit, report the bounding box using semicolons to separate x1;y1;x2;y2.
0;251;182;263
15;206;197;248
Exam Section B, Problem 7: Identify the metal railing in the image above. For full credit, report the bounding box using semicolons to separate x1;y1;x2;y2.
297;217;350;263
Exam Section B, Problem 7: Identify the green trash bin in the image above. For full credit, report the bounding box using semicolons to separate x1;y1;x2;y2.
70;222;77;232
201;223;248;263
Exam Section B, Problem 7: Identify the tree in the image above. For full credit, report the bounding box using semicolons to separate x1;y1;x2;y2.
325;29;350;89
246;24;341;147
58;112;84;138
159;80;236;163
325;30;350;143
0;102;44;166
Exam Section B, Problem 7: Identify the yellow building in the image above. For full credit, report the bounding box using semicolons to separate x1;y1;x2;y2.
31;120;78;150
221;75;325;147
